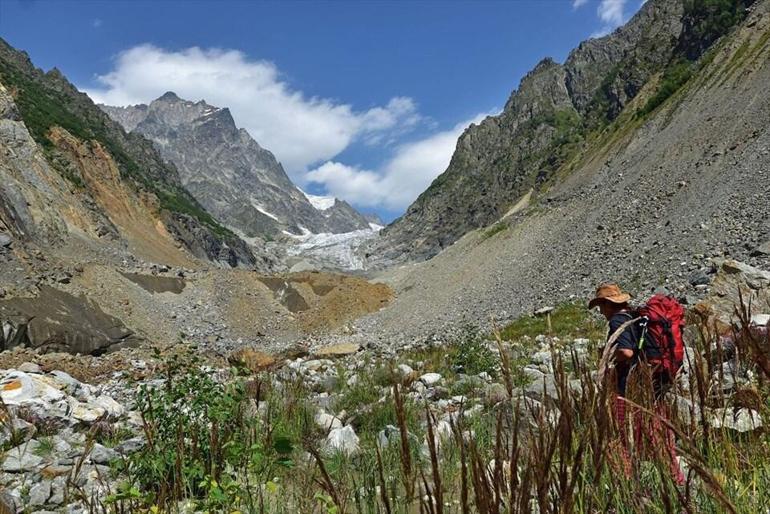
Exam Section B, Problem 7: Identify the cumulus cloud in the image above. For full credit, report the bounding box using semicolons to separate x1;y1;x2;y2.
306;113;490;211
83;45;421;175
572;0;589;8
592;0;628;37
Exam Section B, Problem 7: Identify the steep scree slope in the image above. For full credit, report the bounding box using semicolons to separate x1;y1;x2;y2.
354;0;770;344
371;0;755;263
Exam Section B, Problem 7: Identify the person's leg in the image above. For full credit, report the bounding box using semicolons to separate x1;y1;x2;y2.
613;395;633;477
657;402;685;485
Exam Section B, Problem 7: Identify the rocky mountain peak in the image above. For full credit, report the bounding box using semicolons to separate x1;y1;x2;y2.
101;93;374;240
157;90;182;102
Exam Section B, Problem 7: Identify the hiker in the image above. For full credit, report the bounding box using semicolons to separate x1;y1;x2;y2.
589;283;686;485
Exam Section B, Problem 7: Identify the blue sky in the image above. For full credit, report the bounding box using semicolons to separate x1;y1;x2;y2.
0;0;642;221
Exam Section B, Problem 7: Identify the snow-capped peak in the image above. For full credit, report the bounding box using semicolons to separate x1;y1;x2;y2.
300;189;337;211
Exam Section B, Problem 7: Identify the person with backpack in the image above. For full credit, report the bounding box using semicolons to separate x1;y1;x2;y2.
589;282;686;485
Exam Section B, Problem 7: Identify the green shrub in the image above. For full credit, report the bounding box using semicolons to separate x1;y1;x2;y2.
639;60;695;116
452;325;499;377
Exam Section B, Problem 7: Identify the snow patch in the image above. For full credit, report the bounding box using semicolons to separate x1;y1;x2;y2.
250;200;280;222
300;189;337;211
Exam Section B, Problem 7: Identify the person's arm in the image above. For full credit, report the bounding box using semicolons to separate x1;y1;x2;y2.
609;316;636;363
615;348;635;362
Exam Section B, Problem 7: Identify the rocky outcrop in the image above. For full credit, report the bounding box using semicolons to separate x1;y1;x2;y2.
371;0;750;263
0;38;258;269
102;93;373;238
0;286;140;355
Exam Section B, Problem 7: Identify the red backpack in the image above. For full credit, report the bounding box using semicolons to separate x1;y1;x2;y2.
637;295;686;380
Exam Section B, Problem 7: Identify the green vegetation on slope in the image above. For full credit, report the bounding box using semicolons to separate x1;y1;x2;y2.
683;0;753;54
498;301;607;342
639;0;751;115
102;308;770;512
0;57;236;241
639;59;696;115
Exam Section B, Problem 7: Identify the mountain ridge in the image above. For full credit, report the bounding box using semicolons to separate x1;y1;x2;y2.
101;93;374;241
0;37;260;269
370;0;754;264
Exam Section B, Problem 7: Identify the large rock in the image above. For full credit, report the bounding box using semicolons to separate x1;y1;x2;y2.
695;260;770;328
228;348;276;373
0;286;139;355
326;426;360;455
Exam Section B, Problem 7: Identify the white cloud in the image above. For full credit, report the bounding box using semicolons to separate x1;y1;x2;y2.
306;113;490;211
572;0;589;8
591;0;627;36
83;45;421;175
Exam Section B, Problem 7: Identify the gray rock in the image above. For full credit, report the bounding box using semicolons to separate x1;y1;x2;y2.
48;476;66;505
0;232;11;248
2;441;44;471
484;383;509;406
0;490;17;513
751;240;770;256
28;479;51;507
0;417;36;446
115;437;145;455
326;425;359;455
524;374;559;403
314;411;343;431
419;373;442;386
687;269;710;287
709;408;762;433
89;443;118;464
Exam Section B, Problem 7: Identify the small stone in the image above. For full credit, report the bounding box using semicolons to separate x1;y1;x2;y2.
314;411;343;431
377;425;400;448
49;370;82;393
709;408;762;432
0;416;36;446
0;232;12;248
688;270;710;287
396;364;414;378
69;399;105;422
484;383;509;406
419;373;442;386
0;491;17;513
56;272;72;284
115;437;145;455
2;441;44;471
93;395;125;418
